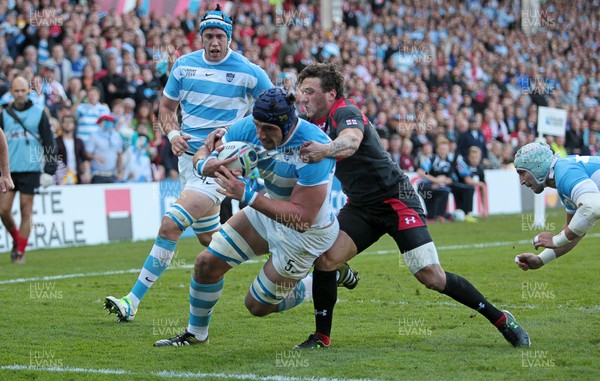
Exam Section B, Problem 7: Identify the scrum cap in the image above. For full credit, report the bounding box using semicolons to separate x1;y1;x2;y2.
514;142;556;184
252;88;298;137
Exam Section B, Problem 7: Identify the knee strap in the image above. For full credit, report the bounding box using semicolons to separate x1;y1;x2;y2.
249;267;285;306
165;203;194;231
206;224;257;267
192;213;221;234
402;242;440;274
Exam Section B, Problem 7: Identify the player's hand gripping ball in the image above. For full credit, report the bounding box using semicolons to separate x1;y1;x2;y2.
217;141;258;178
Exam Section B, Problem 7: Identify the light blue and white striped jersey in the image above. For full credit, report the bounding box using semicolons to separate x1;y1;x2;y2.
163;50;273;152
223;116;336;228
38;40;50;64
552;155;600;213
76;102;111;148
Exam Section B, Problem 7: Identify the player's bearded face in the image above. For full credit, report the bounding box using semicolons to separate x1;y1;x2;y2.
298;78;330;120
255;120;282;150
518;170;545;193
202;29;228;62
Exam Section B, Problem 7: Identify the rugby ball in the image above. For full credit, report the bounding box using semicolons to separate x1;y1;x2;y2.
217;141;258;178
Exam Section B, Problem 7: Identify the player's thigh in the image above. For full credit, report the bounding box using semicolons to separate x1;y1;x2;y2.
315;230;358;271
334;202;382;255
243;207;339;280
382;203;440;277
225;208;270;255
375;197;431;252
245;220;338;313
268;216;339;280
176;190;219;219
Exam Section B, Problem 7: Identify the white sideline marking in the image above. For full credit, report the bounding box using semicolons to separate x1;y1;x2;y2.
2;234;599;286
0;365;379;381
0;365;131;375
0;259;261;285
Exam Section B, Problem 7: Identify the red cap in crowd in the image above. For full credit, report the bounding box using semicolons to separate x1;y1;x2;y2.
96;115;115;124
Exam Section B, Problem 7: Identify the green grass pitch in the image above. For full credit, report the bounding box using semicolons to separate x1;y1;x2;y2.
1;211;599;380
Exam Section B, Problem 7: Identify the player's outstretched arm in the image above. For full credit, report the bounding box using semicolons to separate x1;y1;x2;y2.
533;192;600;250
300;128;363;163
515;234;584;271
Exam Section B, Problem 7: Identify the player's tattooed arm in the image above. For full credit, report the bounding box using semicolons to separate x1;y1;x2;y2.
327;129;363;158
299;128;364;163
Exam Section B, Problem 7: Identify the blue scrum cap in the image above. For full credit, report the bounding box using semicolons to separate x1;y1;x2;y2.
252;88;298;137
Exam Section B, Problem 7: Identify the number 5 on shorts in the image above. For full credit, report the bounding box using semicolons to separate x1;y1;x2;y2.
284;259;297;274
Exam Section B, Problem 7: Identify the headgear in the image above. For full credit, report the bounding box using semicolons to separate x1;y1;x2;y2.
199;5;233;42
514;142;557;185
252;88;298;137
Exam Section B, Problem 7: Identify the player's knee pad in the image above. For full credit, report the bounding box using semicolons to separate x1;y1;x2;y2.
206;224;257;267
192;213;221;234
248;267;284;306
165;203;194;231
402;241;440;274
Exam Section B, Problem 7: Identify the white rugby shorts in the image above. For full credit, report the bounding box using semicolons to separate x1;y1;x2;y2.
243;207;339;280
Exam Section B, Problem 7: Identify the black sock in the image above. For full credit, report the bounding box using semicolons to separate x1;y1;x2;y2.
313;269;337;337
441;272;504;325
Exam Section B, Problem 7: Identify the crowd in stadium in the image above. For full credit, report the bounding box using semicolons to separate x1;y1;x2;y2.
0;0;598;188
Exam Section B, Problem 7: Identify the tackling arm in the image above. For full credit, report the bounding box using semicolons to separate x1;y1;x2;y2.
326;128;363;158
300;128;363;163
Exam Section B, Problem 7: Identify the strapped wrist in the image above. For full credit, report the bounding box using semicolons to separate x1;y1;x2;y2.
552;230;571;247
196;152;218;176
538;248;557;265
241;182;258;206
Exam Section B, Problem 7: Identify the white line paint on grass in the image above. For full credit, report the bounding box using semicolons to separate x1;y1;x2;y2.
0;365;380;381
0;364;132;375
2;234;599;286
0;259;262;285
